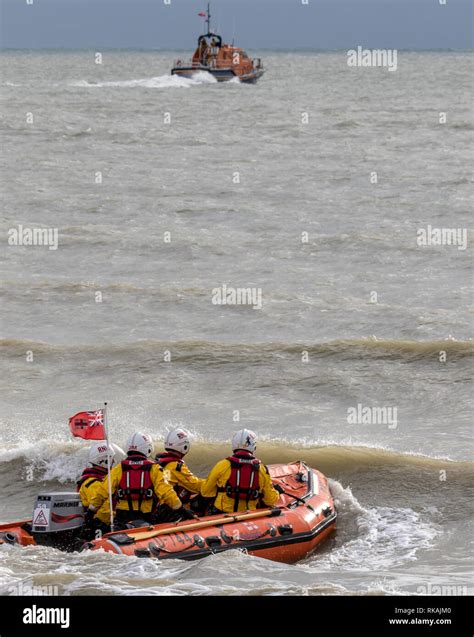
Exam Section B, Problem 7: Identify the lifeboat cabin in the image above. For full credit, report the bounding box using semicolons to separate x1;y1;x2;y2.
172;5;264;84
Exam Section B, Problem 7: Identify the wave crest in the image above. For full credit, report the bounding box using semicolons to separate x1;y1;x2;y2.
1;337;472;362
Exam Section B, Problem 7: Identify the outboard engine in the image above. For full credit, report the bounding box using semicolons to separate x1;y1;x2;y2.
30;492;85;551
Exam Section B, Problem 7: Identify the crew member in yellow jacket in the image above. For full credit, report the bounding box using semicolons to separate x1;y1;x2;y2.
155;428;204;498
77;442;123;536
87;432;196;525
201;429;280;514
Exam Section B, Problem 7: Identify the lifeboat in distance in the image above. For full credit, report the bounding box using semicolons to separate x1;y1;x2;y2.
171;4;264;84
0;461;336;564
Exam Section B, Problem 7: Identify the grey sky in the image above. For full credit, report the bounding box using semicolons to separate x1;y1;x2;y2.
0;0;472;50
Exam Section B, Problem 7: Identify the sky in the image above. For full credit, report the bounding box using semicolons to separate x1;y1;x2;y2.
0;0;472;50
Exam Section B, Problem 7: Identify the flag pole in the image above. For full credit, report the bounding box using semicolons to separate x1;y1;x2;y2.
104;402;115;532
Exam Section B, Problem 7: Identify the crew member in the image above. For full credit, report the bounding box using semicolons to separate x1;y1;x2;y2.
155;428;204;498
77;442;123;537
201;429;280;514
155;428;208;514
87;432;195;525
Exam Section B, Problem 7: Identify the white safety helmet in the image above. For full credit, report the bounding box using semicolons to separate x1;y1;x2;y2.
232;429;257;454
88;442;115;468
164;428;191;456
126;432;153;458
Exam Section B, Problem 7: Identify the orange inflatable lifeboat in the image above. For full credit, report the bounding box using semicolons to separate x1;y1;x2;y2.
171;4;264;84
88;461;336;564
0;462;336;564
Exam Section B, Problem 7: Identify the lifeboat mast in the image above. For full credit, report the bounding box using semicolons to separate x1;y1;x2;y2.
204;3;211;35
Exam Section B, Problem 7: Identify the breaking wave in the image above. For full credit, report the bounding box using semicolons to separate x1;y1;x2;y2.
0;439;472;487
304;479;440;574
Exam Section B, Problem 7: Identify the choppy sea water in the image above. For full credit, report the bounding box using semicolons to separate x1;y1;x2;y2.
0;51;473;596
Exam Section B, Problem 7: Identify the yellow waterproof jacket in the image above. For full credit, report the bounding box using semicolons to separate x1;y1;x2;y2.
201;456;280;513
155;453;204;496
90;458;181;514
77;470;111;525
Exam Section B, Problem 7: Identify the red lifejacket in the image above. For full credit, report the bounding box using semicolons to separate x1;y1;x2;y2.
155;451;190;502
76;466;107;491
155;451;184;471
116;454;156;511
219;450;261;512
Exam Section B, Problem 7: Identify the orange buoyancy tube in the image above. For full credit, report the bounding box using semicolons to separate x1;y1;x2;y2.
217;450;261;512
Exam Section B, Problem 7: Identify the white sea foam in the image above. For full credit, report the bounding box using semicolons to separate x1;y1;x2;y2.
0;440;86;483
70;72;218;89
309;480;440;571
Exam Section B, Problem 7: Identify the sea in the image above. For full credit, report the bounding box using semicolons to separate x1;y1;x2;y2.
0;50;473;596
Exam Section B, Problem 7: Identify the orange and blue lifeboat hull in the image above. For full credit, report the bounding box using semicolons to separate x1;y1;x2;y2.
171;64;264;84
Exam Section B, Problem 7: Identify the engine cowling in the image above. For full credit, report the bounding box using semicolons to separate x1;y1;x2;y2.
30;492;84;551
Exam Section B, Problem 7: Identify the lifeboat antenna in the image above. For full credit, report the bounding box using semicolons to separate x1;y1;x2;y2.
232;16;235;46
206;3;211;34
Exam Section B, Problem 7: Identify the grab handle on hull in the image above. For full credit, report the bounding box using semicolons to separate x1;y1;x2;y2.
120;508;283;543
205;536;222;547
277;524;293;536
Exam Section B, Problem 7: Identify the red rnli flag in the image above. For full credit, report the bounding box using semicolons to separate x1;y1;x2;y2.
69;409;105;440
198;12;206;17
